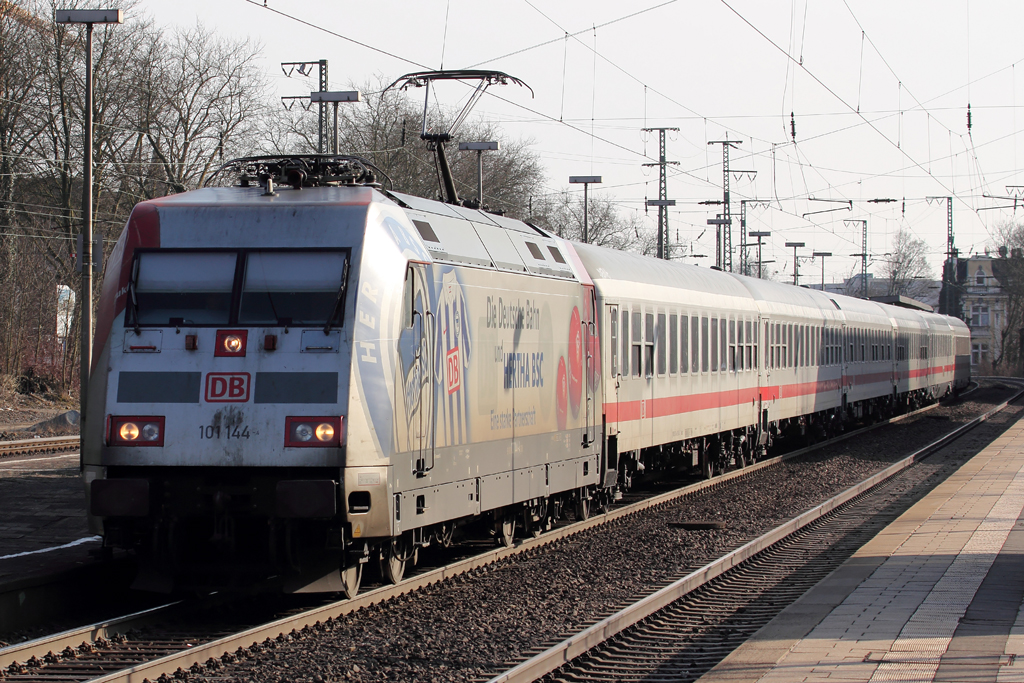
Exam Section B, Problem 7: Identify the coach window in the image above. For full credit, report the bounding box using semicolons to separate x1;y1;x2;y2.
720;318;728;372
701;316;710;372
689;315;698;374
621;309;630;378
744;320;752;370
741;319;749;370
682;315;691;375
632;311;642;378
657;313;667;376
710;317;719;372
669;313;678;374
645;313;656;378
729;318;737;371
773;322;779;369
609;308;618;376
796;326;802;367
786;325;794;368
782;325;790;368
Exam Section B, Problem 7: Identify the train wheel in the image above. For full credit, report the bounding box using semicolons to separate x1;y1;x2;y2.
339;562;362;599
734;446;747;469
575;492;591;521
701;452;713;480
380;535;411;584
495;513;516;547
524;500;549;538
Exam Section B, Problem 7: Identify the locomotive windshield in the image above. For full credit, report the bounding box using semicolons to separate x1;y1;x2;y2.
133;251;237;325
129;249;349;327
239;251;348;325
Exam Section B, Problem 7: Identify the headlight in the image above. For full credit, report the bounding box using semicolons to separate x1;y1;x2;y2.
285;417;343;448
294;423;314;442
214;329;248;357
315;423;335;441
109;416;165;447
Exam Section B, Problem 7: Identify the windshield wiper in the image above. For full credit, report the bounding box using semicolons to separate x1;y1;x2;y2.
323;258;350;335
129;259;141;335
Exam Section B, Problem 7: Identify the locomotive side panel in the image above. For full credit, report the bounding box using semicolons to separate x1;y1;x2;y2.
386;256;596;530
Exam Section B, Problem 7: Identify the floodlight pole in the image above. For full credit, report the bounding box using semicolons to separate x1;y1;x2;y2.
310;90;361;155
749;231;770;279
570;176;602;244
813;251;832;291
459;141;499;205
786;242;806;286
57;8;122;426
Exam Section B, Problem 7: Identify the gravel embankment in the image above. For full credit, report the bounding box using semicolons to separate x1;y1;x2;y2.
189;383;1018;683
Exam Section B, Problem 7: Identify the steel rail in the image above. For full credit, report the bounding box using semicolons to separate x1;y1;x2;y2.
0;436;79;458
485;380;1023;683
0;392;970;680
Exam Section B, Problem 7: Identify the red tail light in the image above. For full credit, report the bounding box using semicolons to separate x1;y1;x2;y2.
215;329;247;357
285;416;342;448
108;415;165;447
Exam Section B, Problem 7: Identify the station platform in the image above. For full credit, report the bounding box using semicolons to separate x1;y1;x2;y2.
701;412;1024;683
0;451;97;588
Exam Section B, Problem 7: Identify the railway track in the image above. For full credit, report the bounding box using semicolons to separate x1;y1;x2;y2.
0;436;79;459
0;385;1000;683
485;380;1024;683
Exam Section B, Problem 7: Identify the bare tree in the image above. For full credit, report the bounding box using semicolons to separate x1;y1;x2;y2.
988;220;1024;374
140;23;266;194
880;228;933;299
530;191;651;252
259;76;546;220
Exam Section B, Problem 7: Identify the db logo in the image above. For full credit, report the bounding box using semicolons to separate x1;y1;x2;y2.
446;347;461;395
205;372;251;403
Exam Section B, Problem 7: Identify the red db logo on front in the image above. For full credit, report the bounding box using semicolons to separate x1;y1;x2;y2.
205;372;251;403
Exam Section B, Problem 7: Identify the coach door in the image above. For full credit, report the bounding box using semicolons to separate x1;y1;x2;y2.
758;317;768;441
583;287;598;448
400;263;435;476
841;323;850;413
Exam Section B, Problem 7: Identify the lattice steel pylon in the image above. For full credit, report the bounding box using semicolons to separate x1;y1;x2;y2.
708;136;743;271
281;60;329;154
642;128;679;259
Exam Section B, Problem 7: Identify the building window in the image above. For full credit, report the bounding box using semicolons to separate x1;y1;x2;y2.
976;268;986;286
971;304;990;327
972;342;989;366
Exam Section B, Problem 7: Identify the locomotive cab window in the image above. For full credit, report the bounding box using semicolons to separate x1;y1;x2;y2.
131;251;237;326
239;251;349;326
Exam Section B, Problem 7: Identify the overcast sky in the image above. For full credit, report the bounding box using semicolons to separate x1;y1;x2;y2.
136;0;1023;285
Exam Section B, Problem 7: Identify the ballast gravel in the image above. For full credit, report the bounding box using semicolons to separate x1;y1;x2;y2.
190;383;1018;683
